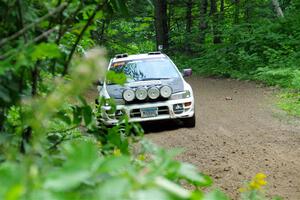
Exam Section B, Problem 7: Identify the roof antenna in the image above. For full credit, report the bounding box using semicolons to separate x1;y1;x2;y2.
158;45;163;51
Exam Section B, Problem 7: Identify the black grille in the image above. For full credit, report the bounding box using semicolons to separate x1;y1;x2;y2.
158;106;169;115
130;109;141;118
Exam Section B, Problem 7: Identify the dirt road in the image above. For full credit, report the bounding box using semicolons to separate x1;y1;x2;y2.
145;77;300;200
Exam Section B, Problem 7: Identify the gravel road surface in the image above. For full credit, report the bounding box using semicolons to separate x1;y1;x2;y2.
145;77;300;200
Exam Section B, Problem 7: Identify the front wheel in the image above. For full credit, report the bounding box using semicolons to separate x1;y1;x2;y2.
181;114;196;128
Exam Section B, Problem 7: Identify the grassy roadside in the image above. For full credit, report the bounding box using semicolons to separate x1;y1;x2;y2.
277;91;300;117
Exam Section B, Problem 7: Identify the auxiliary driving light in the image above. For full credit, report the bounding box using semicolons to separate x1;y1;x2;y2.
148;87;160;99
160;85;172;98
136;87;148;100
123;89;135;102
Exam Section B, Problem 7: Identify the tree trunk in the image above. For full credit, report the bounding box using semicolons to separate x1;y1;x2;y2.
154;0;169;52
244;1;251;22
272;0;284;17
186;0;193;33
16;0;27;42
98;19;109;45
185;0;193;52
220;0;224;12
210;0;221;44
20;127;32;154
50;0;63;75
16;0;27;92
199;0;208;44
168;0;174;34
234;0;240;24
31;61;40;96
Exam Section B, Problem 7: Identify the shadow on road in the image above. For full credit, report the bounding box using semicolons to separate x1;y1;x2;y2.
140;120;182;133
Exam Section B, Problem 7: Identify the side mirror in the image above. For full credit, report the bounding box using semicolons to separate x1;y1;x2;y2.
182;68;192;77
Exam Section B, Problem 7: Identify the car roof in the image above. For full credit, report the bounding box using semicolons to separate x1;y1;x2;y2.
111;53;167;63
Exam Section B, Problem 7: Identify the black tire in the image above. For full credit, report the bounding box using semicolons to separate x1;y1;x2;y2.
181;114;196;128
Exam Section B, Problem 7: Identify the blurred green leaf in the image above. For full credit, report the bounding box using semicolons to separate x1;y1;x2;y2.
97;177;130;200
0;162;24;200
82;105;93;125
78;95;88;106
178;163;213;187
98;156;130;173
154;177;191;199
133;188;172;200
106;70;127;85
44;141;101;191
31;43;61;61
72;106;82;125
203;190;229;200
56;111;71;125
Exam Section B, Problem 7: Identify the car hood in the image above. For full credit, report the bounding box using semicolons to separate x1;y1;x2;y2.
106;78;184;99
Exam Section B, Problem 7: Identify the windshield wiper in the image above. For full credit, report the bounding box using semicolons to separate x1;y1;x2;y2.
139;78;170;81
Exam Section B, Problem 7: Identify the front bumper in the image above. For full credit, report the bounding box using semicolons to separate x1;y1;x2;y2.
100;97;194;125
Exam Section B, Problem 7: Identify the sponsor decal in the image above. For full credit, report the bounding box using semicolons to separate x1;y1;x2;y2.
126;80;161;87
112;62;126;67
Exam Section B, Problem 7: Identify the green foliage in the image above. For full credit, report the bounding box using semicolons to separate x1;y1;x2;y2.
278;92;300;116
0;138;220;200
254;68;300;88
106;70;127;85
103;16;156;56
31;43;61;61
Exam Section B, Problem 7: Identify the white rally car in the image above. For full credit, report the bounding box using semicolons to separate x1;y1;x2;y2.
97;52;195;127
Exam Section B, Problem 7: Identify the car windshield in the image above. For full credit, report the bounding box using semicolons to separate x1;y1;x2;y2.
109;58;180;83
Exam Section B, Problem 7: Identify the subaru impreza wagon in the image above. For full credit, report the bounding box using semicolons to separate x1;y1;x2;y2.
97;52;195;127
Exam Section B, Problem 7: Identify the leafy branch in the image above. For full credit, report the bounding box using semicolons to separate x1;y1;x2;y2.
0;2;68;47
62;0;109;75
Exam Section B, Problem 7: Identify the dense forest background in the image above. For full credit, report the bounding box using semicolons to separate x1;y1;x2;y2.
1;0;300;120
0;0;299;199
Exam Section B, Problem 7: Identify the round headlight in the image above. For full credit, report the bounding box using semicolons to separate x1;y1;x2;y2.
136;88;147;100
148;87;160;99
123;89;135;102
160;85;172;98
